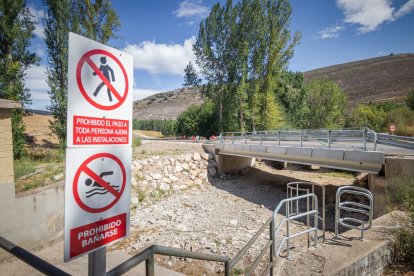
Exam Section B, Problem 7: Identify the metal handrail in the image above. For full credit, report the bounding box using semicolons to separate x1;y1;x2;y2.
335;186;373;240
272;194;319;259
0;236;70;276
109;218;275;276
286;182;326;242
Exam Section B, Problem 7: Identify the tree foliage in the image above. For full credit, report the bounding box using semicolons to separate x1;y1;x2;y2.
176;100;217;137
43;0;120;148
302;80;347;129
346;104;386;131
194;0;300;132
183;61;201;88
133;119;176;137
0;0;38;158
407;90;414;111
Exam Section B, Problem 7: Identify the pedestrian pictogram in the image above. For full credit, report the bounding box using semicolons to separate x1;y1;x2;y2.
93;56;115;102
76;49;129;110
73;152;126;213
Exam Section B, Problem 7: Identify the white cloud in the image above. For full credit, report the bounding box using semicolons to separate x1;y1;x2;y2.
394;0;414;19
133;88;163;101
25;64;48;91
317;25;345;39
123;37;196;75
336;0;414;33
174;0;209;18
28;6;45;39
24;64;50;110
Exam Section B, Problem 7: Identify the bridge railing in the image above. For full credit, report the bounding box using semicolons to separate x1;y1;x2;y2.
219;128;414;151
219;128;376;150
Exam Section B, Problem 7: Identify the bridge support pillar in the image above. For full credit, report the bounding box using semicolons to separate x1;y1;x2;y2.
369;156;414;218
216;155;255;175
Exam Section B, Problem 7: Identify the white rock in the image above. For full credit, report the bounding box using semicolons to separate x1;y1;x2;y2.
229;220;238;226
152;173;162;180
189;169;199;176
131;197;139;206
153;156;160;160
131;177;138;186
141;180;148;186
179;184;187;190
176;224;188;231
159;182;170;191
156;161;162;167
175;164;183;172
53;173;64;181
141;160;148;165
192;152;201;161
194;178;202;185
168;174;178;182
184;154;192;162
170;158;175;166
161;177;172;184
148;158;153;163
182;163;190;171
144;174;153;181
201;153;209;160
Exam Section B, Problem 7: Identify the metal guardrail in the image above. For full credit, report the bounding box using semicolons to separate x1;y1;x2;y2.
287;182;326;242
272;194;319;259
219;128;414;151
0;236;70;276
335;186;373;240
109;219;275;276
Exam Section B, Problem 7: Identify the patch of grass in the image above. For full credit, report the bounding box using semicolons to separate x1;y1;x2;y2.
138;130;163;138
14;148;64;193
132;137;142;149
14;157;37;180
387;176;414;267
323;170;356;179
231;268;245;276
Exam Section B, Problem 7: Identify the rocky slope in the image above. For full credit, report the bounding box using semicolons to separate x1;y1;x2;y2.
133;53;414;120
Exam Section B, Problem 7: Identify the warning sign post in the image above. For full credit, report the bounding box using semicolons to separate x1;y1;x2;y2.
65;32;133;264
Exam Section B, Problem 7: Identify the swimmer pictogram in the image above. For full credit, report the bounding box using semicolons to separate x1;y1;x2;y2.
73;153;126;213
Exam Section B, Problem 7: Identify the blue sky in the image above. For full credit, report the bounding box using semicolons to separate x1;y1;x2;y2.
25;0;414;110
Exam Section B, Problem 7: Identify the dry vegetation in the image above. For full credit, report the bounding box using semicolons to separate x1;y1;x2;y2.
305;53;414;105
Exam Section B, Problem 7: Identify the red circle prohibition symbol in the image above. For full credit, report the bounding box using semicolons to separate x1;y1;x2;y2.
76;49;129;110
73;153;126;213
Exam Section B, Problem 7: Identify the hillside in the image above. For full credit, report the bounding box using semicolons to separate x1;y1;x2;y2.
304;53;414;105
133;53;414;120
133;87;203;120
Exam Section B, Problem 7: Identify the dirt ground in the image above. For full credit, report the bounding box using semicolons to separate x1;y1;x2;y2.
23;113;59;147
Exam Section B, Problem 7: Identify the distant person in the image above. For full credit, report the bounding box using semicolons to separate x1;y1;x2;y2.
93;56;115;101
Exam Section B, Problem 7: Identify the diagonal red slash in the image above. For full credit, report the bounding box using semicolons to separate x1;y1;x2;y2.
85;57;122;102
82;165;119;197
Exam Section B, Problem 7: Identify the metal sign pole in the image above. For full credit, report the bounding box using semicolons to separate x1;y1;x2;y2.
88;247;106;276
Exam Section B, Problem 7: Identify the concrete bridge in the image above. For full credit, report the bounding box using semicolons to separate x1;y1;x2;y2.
202;129;414;217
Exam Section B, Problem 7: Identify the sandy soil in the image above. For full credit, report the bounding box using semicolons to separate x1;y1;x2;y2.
23;113;59;147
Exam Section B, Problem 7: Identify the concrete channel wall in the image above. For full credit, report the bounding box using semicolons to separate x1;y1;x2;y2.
0;101;64;260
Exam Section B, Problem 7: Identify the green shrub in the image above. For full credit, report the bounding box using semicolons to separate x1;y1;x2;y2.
132;137;141;149
406;90;414;111
346;104;386;131
176;100;217;137
387;176;414;265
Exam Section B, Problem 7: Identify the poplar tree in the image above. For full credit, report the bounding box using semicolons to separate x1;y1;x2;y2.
194;0;300;132
0;0;38;158
183;61;201;88
43;0;120;148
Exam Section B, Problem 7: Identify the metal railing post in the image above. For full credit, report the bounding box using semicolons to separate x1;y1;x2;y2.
328;130;331;148
232;132;235;144
277;131;280;146
270;219;274;276
245;132;247;144
146;255;155;276
363;128;367;151
300;131;303;147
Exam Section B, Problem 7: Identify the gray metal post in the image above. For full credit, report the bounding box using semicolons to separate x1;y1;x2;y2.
146;255;155;276
270;220;274;276
328;130;331;148
277;131;280;146
88;247;106;276
300;131;303;147
363;128;367;151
